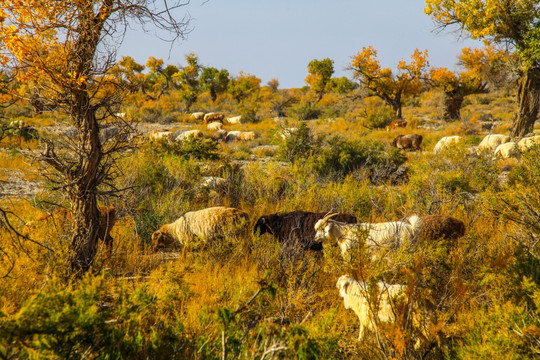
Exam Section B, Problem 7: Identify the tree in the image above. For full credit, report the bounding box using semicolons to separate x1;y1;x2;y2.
228;72;261;104
145;57;180;100
0;0;191;277
350;47;428;119
200;66;229;103
425;0;540;136
109;56;146;93
174;53;203;111
305;58;334;102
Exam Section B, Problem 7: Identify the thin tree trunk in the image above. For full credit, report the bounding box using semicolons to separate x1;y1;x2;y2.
513;67;540;137
443;91;464;122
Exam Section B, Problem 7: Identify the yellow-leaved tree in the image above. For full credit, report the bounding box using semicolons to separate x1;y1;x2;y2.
0;0;191;277
425;0;540;136
349;46;429;119
428;46;511;121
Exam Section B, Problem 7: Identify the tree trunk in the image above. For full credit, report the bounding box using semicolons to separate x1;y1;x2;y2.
513;67;540;137
67;96;103;277
443;91;464;122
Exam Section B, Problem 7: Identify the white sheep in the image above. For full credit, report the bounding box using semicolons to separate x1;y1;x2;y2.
191;112;205;121
477;134;511;153
493;141;519;159
207;121;223;131
314;213;422;260
212;129;228;142
226;115;242;124
433;136;463;154
152;206;249;251
175;130;204;142
225;130;242;143
149;130;174;141
517;135;540;152
337;275;407;340
279;127;299;140
235;131;256;142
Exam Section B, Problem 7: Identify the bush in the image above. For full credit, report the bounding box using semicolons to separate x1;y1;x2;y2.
277;122;324;163
290;102;322;120
313;136;406;181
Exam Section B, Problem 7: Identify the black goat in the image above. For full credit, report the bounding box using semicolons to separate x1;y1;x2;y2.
254;211;357;251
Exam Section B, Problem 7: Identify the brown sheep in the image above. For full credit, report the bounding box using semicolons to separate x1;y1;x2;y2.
203;112;225;124
386;119;407;131
391;134;423;151
419;215;465;242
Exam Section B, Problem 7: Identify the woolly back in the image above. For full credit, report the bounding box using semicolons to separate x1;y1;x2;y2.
183;206;249;241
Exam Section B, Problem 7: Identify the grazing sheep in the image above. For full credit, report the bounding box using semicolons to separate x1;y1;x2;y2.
337;275;407;340
517;135;540;152
419;215;465;242
152;207;249;251
226;115;242;124
433;136;463;154
207;121;223;131
212;129;228;142
314;213;422;259
203;112;225;124
493;141;519;159
391;134;423;151
235;131;257;142
200;176;227;188
191;112;205;121
386;119;408;131
225;130;242;143
175;130;204;142
478;134;511;153
254;211;357;251
149;130;174;141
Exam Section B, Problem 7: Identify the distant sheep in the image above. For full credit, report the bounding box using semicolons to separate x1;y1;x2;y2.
314;213;422;259
279;127;299;140
337;275;408;340
203;112;225;124
175;130;204;142
200;176;227;188
386;119;407;131
419;215;465;243
207;121;223;131
212;129;228;142
225;130;242;143
254;211;357;251
494;141;519;159
191;112;205;121
517;135;540;152
152;206;249;251
226;115;242;124
149;130;174;141
391;134;423;151
433;136;463;154
235;131;257;142
478;134;511;153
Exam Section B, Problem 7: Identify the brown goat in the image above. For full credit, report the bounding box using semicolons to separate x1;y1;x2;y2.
419;215;465;242
386;119;408;131
391;134;423;151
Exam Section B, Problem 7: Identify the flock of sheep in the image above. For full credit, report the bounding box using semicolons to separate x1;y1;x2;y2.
148;112;257;144
391;131;540;159
151;206;466;342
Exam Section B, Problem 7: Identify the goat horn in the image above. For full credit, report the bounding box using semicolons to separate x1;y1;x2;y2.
321;211;339;223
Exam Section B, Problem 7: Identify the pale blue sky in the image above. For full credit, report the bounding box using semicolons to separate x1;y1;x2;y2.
119;0;481;89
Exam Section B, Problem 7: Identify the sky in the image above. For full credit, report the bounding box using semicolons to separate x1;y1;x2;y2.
119;0;483;89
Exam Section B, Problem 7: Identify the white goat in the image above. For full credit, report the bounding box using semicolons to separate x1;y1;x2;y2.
314;213;422;259
337;275;407;340
152;206;249;251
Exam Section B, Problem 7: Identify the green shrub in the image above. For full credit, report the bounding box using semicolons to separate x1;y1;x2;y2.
313;136;406;181
290;102;322;120
277;122;324;163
